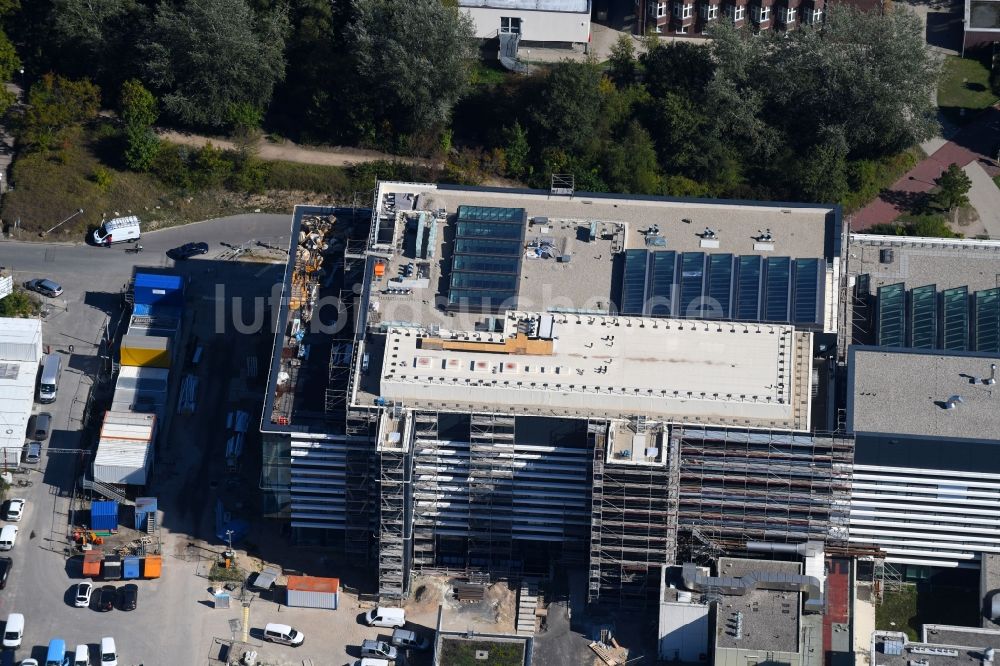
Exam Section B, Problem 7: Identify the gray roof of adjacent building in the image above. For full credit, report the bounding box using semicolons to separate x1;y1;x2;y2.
848;346;1000;441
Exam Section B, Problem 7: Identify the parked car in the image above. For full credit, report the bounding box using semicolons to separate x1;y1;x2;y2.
0;557;11;589
99;637;117;666
23;442;41;464
365;607;405;628
95;584;116;612
0;526;19;551
22;278;63;298
74;582;93;608
32;413;52;441
360;639;397;661
117;583;137;611
5;499;24;522
391;628;430;651
262;623;304;647
167;242;209;260
20;660;38;666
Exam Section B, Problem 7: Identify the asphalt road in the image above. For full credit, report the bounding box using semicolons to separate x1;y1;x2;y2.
0;214;291;665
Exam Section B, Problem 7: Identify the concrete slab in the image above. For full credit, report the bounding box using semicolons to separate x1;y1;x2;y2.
963;160;1000;239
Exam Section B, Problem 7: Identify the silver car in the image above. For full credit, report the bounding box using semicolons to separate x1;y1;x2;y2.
22;278;63;298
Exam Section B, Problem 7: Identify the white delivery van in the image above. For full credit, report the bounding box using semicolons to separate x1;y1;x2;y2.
100;637;117;666
2;612;23;648
365;607;405;628
0;526;18;551
38;353;61;404
92;216;141;246
263;623;304;646
73;644;90;666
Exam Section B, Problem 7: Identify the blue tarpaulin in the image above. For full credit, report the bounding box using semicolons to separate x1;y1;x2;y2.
90;501;118;531
123;556;140;579
134;273;184;307
214;500;249;545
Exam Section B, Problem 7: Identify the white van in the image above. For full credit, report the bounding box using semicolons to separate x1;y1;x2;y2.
263;623;304;646
0;525;18;551
38;353;61;404
365;607;405;628
100;637;117;666
73;644;90;666
358;660;389;666
2;612;23;648
92;216;141;246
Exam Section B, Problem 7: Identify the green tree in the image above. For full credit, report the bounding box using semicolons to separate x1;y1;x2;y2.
640;41;714;101
0;289;36;318
19;74;100;151
142;0;288;128
119;79;159;171
934;163;972;211
503;121;530;180
0;29;19;116
608;34;637;86
51;0;139;85
350;0;476;137
530;61;603;156
792;129;850;203
600;120;662;194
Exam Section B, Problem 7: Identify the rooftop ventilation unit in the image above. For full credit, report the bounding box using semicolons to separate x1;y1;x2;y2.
985;364;997;386
944;395;964;409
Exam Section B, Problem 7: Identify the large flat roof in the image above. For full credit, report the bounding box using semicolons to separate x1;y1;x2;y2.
848;346;1000;440
872;627;1000;666
372;311;812;429
715;558;802;655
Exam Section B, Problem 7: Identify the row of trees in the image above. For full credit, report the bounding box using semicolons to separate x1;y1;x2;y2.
452;5;939;203
3;0;939;207
8;0;475;142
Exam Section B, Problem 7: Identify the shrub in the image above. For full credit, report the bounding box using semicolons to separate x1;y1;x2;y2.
91;166;114;193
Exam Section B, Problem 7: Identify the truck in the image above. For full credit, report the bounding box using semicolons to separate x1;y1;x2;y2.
92;216;141;246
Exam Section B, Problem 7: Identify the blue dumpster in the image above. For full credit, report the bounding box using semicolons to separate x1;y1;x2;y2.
133;273;184;307
123;556;141;580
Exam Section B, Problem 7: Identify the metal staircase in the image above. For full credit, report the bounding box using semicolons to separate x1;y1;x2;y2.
81;478;133;506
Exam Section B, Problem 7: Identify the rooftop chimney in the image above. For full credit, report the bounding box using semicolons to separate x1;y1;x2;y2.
945;395;964;409
985;364;998;386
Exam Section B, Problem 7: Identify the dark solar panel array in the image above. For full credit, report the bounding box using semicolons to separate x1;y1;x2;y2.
616;250;825;326
872;283;1000;352
942;286;970;351
735;256;763;321
909;284;937;349
763;257;792;323
679;252;707;318
649;251;677;316
876;283;906;348
621;249;648;316
792;258;822;325
706;254;734;319
448;205;527;311
975;287;1000;353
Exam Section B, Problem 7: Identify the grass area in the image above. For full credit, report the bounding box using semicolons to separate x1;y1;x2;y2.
262;161;353;194
1;122;248;238
938;55;999;124
994;174;1000;191
867;211;962;238
876;583;981;641
439;638;525;666
841;149;922;213
209;562;245;583
469;60;511;86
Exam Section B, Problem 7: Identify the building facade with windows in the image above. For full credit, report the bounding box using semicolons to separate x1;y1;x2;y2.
635;0;823;35
458;0;592;46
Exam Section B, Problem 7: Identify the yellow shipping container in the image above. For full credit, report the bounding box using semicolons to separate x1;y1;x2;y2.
120;334;170;368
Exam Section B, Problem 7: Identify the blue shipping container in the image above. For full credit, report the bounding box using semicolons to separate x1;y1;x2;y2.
90;500;118;531
123;556;141;579
133;273;184;308
134;497;157;530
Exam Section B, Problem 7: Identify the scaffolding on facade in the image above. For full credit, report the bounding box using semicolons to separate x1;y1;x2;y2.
378;413;410;601
411;411;441;570
467;414;516;573
675;426;854;555
344;408;378;558
587;421;678;608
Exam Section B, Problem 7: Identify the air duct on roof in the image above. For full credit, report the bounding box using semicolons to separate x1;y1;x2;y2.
985;364;997;386
680;562;825;614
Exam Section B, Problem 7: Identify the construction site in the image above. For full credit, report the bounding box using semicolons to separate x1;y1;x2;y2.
255;181;871;634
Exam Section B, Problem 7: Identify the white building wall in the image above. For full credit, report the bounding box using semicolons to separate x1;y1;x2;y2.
849;463;1000;567
461;6;591;43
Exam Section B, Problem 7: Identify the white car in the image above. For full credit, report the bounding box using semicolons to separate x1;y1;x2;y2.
74;582;93;608
5;499;24;522
20;660;39;666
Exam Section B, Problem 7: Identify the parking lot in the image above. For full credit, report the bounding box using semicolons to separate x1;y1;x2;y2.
0;215;320;666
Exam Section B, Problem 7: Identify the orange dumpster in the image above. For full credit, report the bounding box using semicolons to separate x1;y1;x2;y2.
374;261;386;278
143;554;162;578
82;550;103;578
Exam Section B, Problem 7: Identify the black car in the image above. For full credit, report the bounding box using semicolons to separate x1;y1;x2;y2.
95;584;116;611
117;583;138;611
167;242;209;260
0;557;11;589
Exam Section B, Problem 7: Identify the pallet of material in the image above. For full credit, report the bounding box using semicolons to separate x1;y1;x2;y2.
453;583;486;602
589;642;622;666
